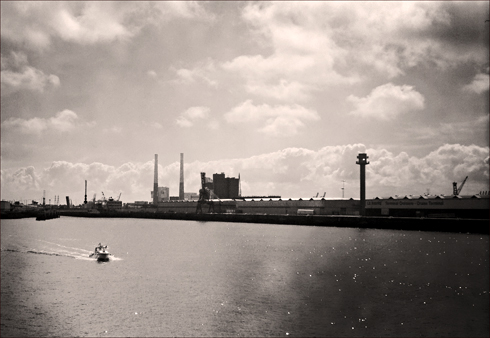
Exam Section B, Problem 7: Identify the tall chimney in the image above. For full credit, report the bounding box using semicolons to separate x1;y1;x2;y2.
179;153;184;200
153;154;158;205
84;180;87;204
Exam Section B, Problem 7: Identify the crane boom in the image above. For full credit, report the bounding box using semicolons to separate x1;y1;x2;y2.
452;176;468;195
458;176;468;195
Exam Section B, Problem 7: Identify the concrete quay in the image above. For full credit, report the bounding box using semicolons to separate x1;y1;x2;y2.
58;210;489;235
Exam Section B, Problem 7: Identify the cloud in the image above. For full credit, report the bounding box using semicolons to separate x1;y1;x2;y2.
142;121;163;130
348;83;425;120
1;110;94;135
367;144;490;196
153;1;215;21
2;143;487;203
224;100;320;137
176;106;210;128
102;126;123;134
215;2;488;102
1;166;41;194
171;59;218;87
463;73;489;94
407;115;489;144
147;70;157;78
0;2;213;49
1;51;60;96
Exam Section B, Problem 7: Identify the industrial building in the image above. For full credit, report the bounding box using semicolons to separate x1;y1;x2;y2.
365;194;489;219
146;197;359;215
212;173;240;199
142;153;489;219
151;187;170;202
137;194;489;219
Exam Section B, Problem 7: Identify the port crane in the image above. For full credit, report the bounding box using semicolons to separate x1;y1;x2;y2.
196;172;214;214
452;176;468;195
117;193;122;201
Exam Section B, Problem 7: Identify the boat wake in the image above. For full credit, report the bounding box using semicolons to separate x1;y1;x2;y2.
2;239;122;261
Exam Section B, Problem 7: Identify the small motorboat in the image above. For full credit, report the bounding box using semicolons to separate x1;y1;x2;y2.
89;244;112;261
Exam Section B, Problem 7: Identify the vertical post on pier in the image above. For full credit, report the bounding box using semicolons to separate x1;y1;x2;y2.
179;153;184;201
84;180;87;204
356;153;369;216
153;154;158;206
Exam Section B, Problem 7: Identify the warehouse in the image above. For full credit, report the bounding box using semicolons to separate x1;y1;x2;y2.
365;194;489;219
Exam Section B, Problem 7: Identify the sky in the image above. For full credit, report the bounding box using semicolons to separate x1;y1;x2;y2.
1;1;489;205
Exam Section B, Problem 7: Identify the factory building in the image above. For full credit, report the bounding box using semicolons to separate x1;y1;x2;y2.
151;187;170;202
212;173;240;199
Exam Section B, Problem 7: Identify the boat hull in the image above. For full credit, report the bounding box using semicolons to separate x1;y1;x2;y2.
96;252;110;261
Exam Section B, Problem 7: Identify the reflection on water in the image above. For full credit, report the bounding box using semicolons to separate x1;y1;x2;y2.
1;217;488;337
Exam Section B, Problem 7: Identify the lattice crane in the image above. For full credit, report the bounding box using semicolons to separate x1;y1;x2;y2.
452;176;468;195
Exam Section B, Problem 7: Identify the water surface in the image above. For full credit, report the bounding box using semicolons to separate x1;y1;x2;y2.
1;217;488;337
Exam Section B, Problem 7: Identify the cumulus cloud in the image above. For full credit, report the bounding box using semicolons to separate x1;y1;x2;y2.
142;121;163;129
212;2;488;102
1;110;94;135
0;2;213;49
2;143;487;203
348;83;425;120
153;1;215;21
171;59;218;87
1;51;60;96
176;106;210;128
407;115;489;144
463;73;489;94
1;166;41;194
367;144;489;196
224;100;320;136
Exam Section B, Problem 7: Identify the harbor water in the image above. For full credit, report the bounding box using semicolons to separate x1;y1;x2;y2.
1;217;488;337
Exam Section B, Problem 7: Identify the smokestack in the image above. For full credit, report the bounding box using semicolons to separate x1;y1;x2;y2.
84;180;87;204
153;154;158;205
179;153;184;200
66;196;70;208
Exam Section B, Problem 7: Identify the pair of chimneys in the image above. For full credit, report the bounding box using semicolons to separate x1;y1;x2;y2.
153;153;185;204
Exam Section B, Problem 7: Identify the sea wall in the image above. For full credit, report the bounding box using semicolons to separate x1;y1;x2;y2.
58;210;489;234
128;199;361;215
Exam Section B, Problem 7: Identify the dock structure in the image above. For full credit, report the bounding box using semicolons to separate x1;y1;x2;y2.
153;154;158;206
179;153;184;201
356;153;369;216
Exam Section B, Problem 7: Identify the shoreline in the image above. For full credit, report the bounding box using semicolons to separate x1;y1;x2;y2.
3;210;487;234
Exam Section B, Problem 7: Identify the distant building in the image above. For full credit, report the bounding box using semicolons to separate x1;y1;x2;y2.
126;201;148;209
213;173;240;199
106;199;122;210
365;194;489;219
1;201;11;212
151;186;170;202
184;192;199;200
